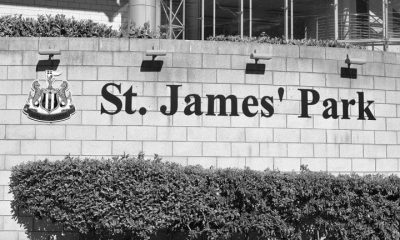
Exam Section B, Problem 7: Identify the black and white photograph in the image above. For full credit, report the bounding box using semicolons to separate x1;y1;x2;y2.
0;0;400;239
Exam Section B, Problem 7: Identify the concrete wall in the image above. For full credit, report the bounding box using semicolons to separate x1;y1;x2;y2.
0;38;400;239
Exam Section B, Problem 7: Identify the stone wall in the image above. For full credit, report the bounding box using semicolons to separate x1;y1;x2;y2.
0;37;400;239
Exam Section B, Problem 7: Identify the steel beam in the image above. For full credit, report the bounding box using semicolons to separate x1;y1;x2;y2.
240;0;244;38
202;0;205;40
249;0;252;37
213;0;216;37
334;0;338;40
183;0;186;39
169;0;173;39
290;0;293;40
383;0;389;50
285;0;288;41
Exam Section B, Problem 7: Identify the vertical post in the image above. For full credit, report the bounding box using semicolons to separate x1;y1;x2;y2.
156;0;161;31
334;0;339;40
202;0;205;40
285;0;288;41
383;0;386;39
383;0;388;51
129;0;133;29
368;12;371;39
290;0;293;40
316;18;319;40
240;0;244;38
213;0;216;37
183;0;186;39
169;0;173;39
383;0;388;38
386;0;389;35
249;0;252;37
386;0;389;39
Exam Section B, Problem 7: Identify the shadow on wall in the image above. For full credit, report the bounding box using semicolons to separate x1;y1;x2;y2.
0;0;129;24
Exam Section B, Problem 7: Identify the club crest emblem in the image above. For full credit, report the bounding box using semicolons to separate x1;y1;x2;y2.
23;70;75;123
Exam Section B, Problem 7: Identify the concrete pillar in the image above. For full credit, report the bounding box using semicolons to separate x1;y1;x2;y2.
129;0;159;30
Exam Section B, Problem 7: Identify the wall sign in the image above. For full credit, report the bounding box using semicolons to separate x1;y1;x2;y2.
100;83;376;121
23;70;76;123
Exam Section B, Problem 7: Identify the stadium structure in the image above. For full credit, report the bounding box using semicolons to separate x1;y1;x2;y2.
1;0;400;49
124;0;400;50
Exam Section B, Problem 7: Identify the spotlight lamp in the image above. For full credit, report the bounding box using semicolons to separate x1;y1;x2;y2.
250;50;272;64
39;49;61;60
345;54;366;68
145;46;167;61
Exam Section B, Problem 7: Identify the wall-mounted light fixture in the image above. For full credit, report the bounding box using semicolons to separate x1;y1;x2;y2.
37;49;61;71
39;49;61;60
141;47;166;72
145;47;166;61
250;50;272;64
344;54;366;68
341;54;366;79
245;50;271;75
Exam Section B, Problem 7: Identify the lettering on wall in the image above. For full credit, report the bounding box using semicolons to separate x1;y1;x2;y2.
100;83;376;121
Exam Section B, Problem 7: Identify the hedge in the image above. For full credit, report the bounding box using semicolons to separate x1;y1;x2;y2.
0;14;361;49
10;154;400;240
0;15;117;37
207;35;362;49
0;15;163;38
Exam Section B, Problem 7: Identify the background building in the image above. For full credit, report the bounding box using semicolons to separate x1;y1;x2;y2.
0;0;400;48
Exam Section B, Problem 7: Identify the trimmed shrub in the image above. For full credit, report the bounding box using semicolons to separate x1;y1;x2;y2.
0;14;119;37
119;22;168;39
207;35;363;48
0;14;166;39
0;14;361;49
0;14;168;38
10;155;400;240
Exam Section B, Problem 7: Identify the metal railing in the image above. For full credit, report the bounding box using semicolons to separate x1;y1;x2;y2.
315;15;335;40
316;12;400;43
338;13;384;40
388;10;400;39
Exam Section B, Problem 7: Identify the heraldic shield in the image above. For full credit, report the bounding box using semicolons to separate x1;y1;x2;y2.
23;70;75;122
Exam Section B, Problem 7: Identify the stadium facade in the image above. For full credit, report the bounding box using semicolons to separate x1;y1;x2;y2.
1;0;400;44
0;0;400;239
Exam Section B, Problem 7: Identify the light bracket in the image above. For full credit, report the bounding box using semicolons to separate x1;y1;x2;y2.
250;50;272;64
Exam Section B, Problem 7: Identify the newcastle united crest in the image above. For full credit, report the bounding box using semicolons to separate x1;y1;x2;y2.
23;70;75;123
